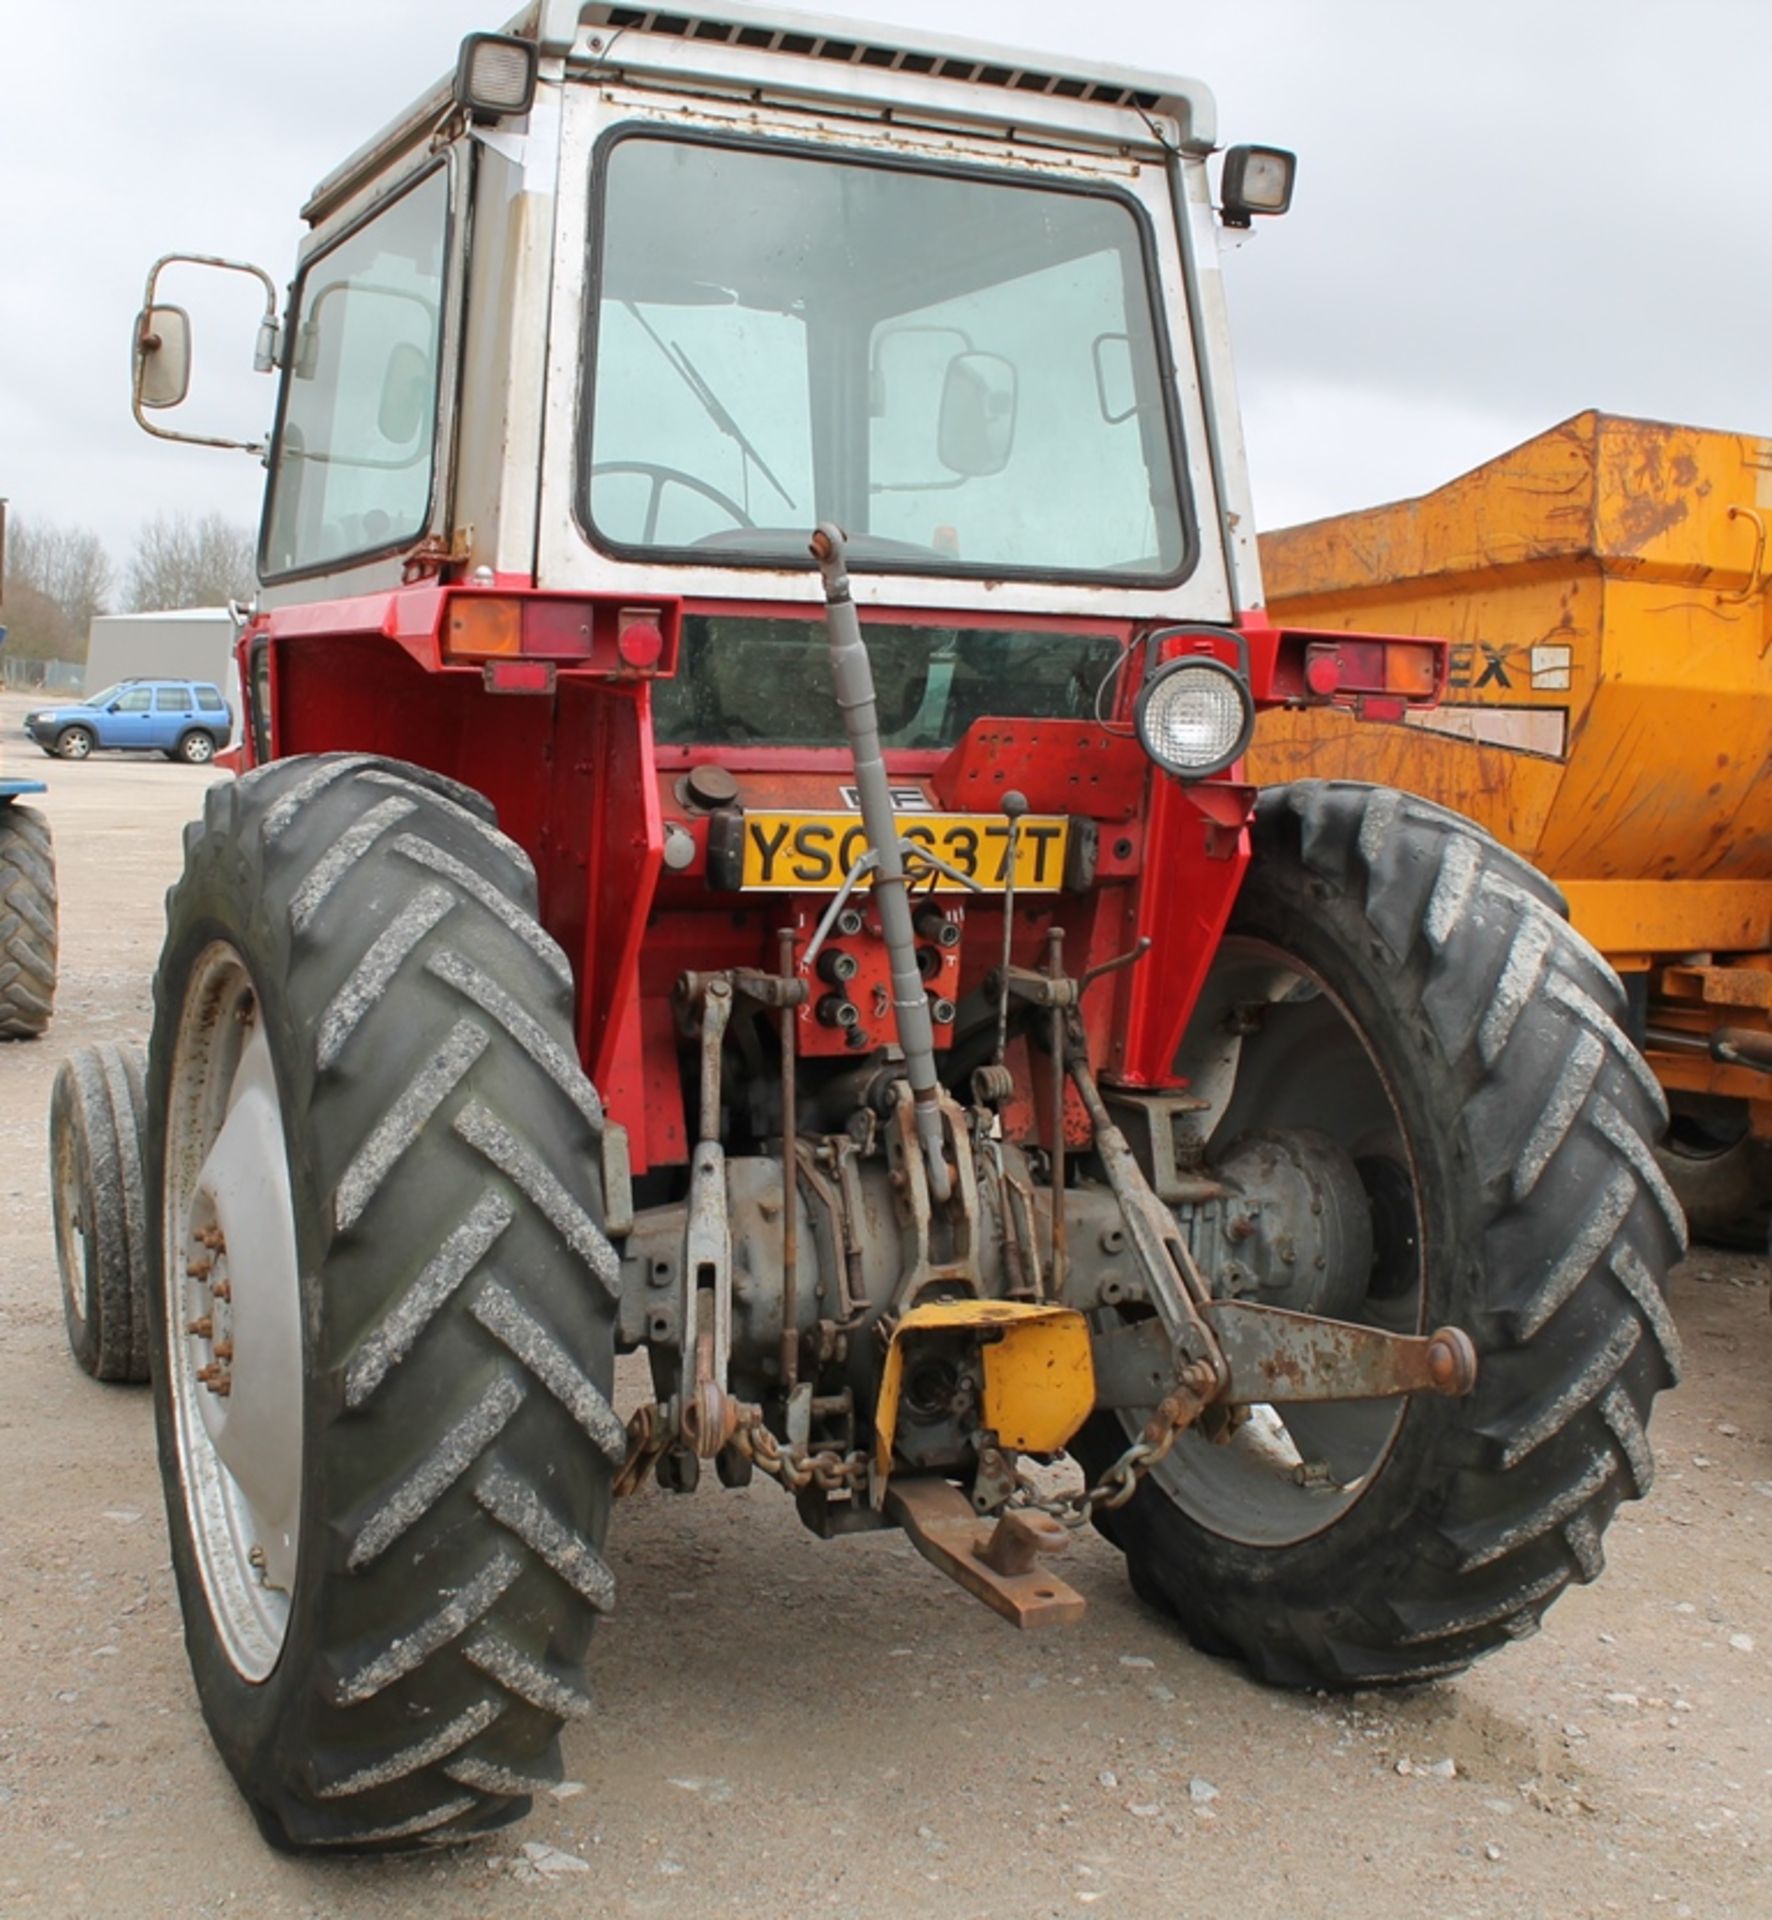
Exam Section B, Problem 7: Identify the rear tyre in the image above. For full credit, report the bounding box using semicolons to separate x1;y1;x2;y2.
1655;1098;1769;1250
1079;781;1684;1686
0;802;58;1038
55;726;94;761
147;754;624;1852
51;1042;151;1382
177;730;217;766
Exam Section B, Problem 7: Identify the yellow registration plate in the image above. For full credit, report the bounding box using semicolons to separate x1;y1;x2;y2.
739;811;1070;892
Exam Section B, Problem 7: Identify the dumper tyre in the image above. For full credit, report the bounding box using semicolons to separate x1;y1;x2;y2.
146;754;623;1852
51;1041;151;1382
0;801;58;1038
1080;780;1685;1686
1654;1102;1770;1250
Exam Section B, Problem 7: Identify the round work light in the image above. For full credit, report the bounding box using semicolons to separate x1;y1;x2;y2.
1134;656;1255;778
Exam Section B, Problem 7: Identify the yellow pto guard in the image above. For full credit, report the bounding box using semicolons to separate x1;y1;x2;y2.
872;1299;1096;1484
870;1299;1096;1631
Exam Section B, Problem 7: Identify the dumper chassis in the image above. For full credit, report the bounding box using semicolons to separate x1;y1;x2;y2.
88;1;1685;1853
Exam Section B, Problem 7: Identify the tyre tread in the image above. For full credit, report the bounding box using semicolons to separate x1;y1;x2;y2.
0;803;57;1039
147;755;618;1851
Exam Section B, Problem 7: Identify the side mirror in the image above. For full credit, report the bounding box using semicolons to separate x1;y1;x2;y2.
129;252;281;455
937;351;1017;479
134;305;193;410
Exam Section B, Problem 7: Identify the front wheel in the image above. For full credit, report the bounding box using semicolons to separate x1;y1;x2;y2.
147;755;625;1850
52;1042;151;1381
55;726;95;760
1080;783;1684;1686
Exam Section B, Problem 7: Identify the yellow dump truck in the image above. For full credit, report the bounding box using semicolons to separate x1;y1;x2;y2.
1254;411;1772;1244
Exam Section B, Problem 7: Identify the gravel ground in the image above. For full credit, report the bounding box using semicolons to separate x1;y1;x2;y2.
2;689;1768;1919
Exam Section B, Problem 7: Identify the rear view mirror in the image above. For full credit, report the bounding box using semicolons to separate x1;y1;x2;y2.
134;304;193;410
377;341;433;443
937;351;1017;478
1092;333;1138;425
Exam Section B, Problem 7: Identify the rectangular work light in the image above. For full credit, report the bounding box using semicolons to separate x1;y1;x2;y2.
1220;145;1297;226
454;33;539;122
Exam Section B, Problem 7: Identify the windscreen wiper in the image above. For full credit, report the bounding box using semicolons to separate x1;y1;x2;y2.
622;300;797;514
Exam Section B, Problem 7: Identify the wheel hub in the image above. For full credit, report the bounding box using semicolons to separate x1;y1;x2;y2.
1212;1127;1375;1321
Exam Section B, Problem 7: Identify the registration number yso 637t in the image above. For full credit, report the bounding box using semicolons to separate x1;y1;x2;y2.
738;811;1069;892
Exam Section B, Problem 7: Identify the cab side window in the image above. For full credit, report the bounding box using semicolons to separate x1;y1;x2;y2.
262;165;450;578
115;689;153;713
154;687;192;712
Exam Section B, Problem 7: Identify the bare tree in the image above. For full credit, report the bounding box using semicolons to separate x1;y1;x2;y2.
125;512;257;613
1;517;115;663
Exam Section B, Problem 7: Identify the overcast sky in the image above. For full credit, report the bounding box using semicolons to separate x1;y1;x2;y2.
3;0;1766;578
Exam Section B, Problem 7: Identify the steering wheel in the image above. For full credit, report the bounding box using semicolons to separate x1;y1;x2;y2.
590;463;755;543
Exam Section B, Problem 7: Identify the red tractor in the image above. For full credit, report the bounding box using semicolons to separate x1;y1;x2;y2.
81;2;1681;1854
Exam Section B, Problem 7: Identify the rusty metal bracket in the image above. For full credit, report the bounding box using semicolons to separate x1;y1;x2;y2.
1059;1008;1229;1392
680;978;737;1457
884;1477;1085;1630
1202;1301;1477;1401
885;1085;983;1316
1090;1305;1477;1409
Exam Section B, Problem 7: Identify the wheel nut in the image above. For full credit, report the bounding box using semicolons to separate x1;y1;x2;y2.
187;1316;213;1338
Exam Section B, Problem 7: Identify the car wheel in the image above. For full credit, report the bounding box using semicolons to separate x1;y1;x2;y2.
177;731;217;766
55;726;95;761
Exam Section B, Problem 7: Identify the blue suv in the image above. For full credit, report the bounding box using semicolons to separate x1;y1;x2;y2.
24;680;235;765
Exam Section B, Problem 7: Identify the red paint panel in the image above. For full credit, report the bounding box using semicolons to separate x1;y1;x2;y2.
932;719;1149;821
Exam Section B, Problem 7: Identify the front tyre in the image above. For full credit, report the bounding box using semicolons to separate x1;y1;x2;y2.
147;755;624;1851
1081;782;1684;1686
51;1042;151;1381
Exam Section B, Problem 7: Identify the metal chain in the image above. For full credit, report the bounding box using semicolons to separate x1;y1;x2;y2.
1010;1423;1180;1529
1010;1373;1212;1529
737;1416;870;1495
640;1367;1214;1520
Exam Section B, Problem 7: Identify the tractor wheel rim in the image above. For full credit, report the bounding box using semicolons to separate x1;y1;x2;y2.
51;1111;89;1326
164;941;304;1681
1126;936;1422;1548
